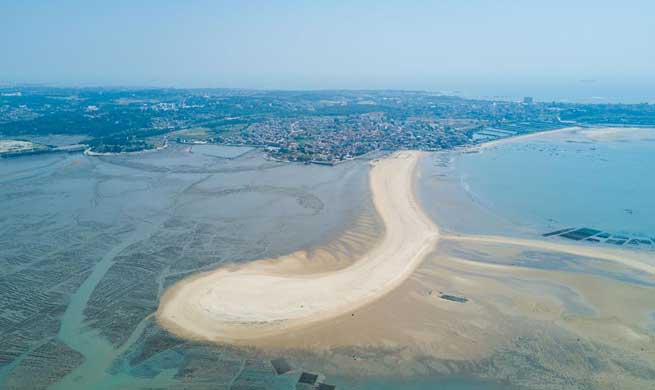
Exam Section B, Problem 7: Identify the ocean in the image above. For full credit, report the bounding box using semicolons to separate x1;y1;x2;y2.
418;128;655;243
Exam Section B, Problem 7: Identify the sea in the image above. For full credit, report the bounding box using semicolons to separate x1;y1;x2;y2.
418;127;655;244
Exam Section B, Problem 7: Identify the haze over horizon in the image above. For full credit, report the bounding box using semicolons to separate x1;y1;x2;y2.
2;3;655;389
2;0;654;102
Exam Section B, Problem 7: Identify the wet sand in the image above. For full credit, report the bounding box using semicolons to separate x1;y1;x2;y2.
473;126;582;150
157;151;439;342
581;126;655;142
443;234;655;274
156;130;655;388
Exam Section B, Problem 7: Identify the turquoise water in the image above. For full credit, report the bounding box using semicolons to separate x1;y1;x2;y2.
453;131;655;237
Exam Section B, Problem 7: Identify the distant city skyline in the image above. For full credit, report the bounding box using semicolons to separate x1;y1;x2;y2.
2;0;654;102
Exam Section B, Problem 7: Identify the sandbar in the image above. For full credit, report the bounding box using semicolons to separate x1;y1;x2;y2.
443;234;655;274
157;150;439;342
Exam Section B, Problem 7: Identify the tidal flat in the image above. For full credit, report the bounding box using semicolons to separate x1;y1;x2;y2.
0;145;377;389
1;129;654;389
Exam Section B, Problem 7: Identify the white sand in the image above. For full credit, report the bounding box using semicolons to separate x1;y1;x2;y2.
157;151;439;342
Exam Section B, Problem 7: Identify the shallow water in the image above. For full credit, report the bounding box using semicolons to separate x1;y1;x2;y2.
418;128;655;240
2;131;654;389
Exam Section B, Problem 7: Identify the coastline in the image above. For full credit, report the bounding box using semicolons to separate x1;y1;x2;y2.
443;233;655;274
151;129;655;387
157;150;440;343
157;127;655;347
471;126;583;150
439;125;655;240
83;138;168;157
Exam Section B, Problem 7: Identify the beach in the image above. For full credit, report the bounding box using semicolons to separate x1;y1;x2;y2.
153;129;655;388
157;150;440;342
157;131;655;349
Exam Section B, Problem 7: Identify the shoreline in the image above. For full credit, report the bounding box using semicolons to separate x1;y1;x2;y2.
157;150;440;343
84;137;169;157
157;126;654;348
443;233;655;274
471;125;583;150
468;125;654;151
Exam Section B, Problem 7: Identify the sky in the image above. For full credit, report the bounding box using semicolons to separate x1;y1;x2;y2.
1;0;654;101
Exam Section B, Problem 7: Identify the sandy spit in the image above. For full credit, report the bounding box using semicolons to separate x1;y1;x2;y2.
157;150;439;342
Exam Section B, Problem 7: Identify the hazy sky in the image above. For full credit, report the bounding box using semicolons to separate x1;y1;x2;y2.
2;0;654;100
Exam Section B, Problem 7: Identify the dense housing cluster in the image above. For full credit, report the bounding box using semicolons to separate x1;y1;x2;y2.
2;88;654;161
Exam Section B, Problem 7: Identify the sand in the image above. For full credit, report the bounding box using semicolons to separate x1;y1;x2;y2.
157;137;654;347
157;150;439;342
155;132;655;387
443;234;655;275
581;126;655;142
473;126;582;150
476;125;655;148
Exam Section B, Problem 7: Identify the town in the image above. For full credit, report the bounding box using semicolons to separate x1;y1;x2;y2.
2;88;654;162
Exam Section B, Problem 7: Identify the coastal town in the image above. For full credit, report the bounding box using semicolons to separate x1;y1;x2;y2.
2;88;654;162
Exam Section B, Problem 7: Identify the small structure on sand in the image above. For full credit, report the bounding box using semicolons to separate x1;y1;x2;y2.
440;294;468;303
270;358;292;375
296;372;319;389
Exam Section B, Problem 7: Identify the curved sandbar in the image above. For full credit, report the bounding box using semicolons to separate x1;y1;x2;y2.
157;151;439;342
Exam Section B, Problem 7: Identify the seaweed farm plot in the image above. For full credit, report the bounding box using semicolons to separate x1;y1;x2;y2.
560;228;602;241
543;227;655;248
289;370;337;390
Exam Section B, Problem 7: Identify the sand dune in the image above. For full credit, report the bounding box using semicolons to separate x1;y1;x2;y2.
157;151;439;342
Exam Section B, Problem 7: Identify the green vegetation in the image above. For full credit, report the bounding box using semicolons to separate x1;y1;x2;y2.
1;87;654;159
